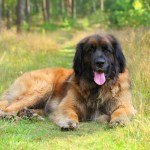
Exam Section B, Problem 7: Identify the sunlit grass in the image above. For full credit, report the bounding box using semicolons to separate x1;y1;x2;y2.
0;117;149;150
0;28;150;150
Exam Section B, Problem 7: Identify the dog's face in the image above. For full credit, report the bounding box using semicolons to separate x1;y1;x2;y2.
73;34;126;85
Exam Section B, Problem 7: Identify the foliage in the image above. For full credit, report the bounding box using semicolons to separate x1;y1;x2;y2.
106;0;150;27
0;0;149;32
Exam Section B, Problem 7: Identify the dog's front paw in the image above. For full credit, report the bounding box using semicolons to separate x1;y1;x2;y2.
60;119;79;131
109;116;129;128
17;107;34;118
51;113;79;130
17;107;45;120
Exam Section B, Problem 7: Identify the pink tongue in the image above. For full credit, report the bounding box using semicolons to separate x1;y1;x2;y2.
94;72;106;85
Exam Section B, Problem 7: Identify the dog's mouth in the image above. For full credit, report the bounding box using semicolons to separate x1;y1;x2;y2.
93;71;106;85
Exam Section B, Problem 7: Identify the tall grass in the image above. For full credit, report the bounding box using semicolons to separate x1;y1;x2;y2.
0;31;55;94
116;29;150;117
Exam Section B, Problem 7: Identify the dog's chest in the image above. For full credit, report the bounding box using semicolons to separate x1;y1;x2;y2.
82;85;112;105
80;85;113;120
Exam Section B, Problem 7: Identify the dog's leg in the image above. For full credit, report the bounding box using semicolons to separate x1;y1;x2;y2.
3;92;49;113
0;108;45;120
96;114;111;124
0;89;52;115
0;94;48;118
31;109;45;116
17;108;45;120
0;78;52;114
101;89;136;128
51;105;79;130
109;104;136;128
0;69;56;114
50;91;83;130
0;100;9;111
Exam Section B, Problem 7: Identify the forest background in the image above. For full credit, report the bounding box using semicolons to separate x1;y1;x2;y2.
0;0;149;32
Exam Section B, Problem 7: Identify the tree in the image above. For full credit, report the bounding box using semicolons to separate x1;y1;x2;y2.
92;0;96;12
65;0;71;17
60;0;65;17
46;0;50;22
0;0;2;31
6;5;10;29
25;0;30;31
16;0;25;33
42;0;50;22
34;0;39;13
42;0;47;22
100;0;104;11
71;0;76;19
1;0;5;19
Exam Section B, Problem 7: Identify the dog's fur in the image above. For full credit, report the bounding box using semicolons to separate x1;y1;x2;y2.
0;34;136;129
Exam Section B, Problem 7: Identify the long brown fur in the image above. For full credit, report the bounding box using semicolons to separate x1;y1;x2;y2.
0;34;136;129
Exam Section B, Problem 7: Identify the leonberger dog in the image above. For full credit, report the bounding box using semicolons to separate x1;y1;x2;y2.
0;34;136;129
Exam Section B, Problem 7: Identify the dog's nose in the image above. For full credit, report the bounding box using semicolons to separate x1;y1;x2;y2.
95;59;105;68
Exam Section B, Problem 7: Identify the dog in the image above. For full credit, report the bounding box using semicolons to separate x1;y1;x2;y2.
0;34;136;129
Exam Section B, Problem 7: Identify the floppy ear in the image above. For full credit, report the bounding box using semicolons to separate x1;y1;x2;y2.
73;42;84;77
108;35;126;73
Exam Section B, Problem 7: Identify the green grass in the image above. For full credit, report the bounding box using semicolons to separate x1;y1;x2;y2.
0;118;149;150
0;29;150;150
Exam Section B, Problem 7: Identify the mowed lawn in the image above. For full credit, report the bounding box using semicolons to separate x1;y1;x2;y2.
0;29;150;150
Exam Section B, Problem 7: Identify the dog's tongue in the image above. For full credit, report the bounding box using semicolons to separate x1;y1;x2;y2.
94;72;106;85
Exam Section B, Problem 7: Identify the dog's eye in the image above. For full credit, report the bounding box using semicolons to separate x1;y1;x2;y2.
104;48;112;55
89;45;96;52
102;45;112;55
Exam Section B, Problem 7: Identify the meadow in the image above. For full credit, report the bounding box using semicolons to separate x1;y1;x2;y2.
0;28;150;150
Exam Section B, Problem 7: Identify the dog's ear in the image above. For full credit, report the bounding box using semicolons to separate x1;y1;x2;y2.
73;41;84;77
108;35;126;73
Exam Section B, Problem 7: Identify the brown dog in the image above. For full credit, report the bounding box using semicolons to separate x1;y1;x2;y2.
0;34;136;129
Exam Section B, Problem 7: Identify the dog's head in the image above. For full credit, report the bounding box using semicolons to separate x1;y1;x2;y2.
73;34;126;85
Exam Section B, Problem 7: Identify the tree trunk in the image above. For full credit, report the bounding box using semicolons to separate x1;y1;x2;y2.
60;0;65;18
100;0;104;11
42;0;48;22
42;0;50;22
16;0;25;33
71;0;76;19
46;0;50;22
6;6;10;29
79;0;83;15
92;0;96;12
25;0;30;31
65;0;71;17
1;0;5;19
0;0;2;32
34;0;39;13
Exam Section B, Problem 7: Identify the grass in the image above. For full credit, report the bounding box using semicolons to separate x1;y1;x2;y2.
0;28;150;150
